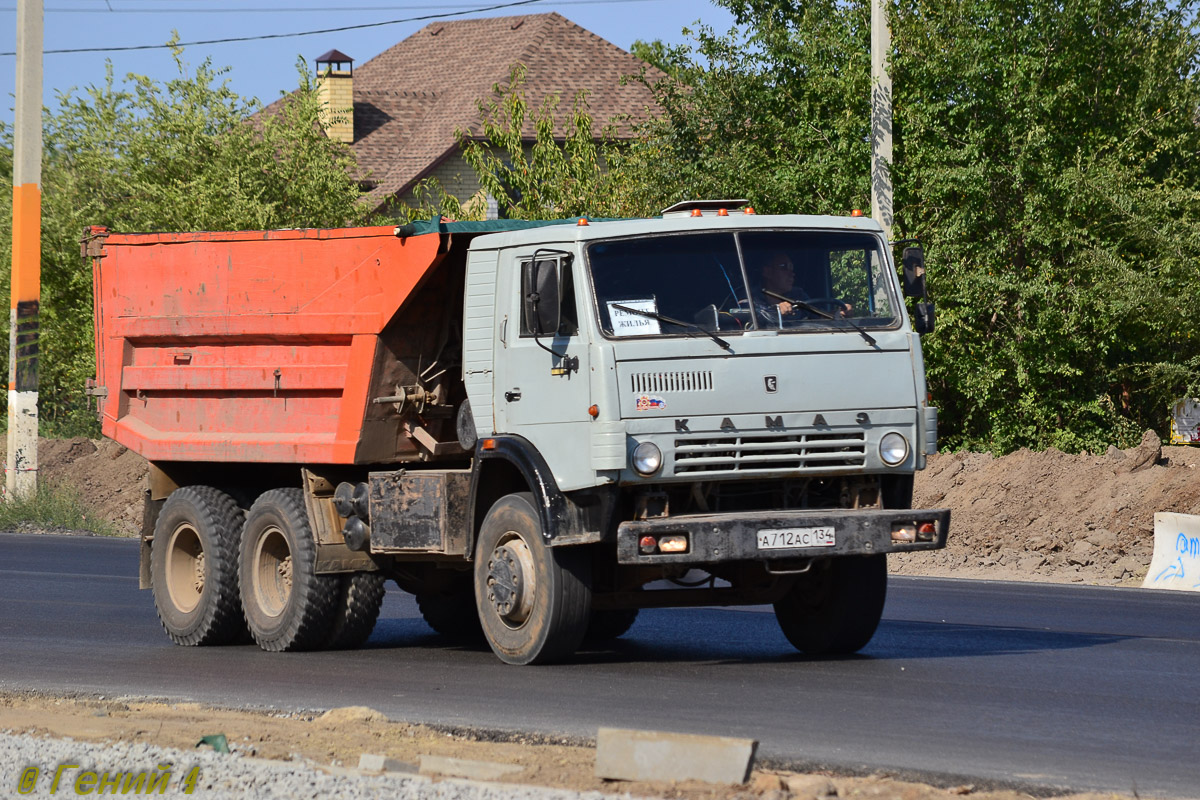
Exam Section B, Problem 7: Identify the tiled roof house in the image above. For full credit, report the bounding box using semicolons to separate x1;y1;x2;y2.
269;13;664;214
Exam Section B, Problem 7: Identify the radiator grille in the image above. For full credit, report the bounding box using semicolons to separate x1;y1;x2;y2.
630;370;713;394
674;431;866;474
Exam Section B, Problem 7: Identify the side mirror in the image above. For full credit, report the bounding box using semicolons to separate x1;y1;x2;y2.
902;246;926;298
913;301;936;334
522;256;562;335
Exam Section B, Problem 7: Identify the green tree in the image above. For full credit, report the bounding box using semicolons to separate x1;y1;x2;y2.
1;48;372;436
487;0;1200;452
629;39;696;80
887;0;1200;450
619;2;875;216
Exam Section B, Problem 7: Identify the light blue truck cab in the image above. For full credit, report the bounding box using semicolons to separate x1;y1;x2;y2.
448;202;948;663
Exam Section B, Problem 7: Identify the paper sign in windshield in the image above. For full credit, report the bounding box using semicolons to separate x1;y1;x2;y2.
608;299;661;336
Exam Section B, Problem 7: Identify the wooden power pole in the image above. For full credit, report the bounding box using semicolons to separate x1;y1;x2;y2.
8;0;43;499
870;0;894;243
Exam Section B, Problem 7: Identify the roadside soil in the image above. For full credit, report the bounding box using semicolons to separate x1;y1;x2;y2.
0;693;1151;800
20;429;1200;586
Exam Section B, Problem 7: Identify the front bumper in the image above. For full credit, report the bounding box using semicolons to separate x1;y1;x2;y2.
616;507;950;565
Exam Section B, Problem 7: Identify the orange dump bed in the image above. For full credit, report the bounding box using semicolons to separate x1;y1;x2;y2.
88;225;445;465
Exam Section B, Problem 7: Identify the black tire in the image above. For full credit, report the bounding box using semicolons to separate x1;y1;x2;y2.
150;486;248;646
773;554;887;656
417;583;484;641
323;571;386;650
239;488;339;652
584;608;639;643
474;493;591;665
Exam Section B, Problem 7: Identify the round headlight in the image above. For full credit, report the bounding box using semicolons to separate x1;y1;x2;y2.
631;441;663;476
879;432;909;466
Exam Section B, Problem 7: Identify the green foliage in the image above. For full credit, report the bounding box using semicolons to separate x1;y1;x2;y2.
0;480;118;536
439;0;1200;452
619;2;875;216
0;47;372;436
888;0;1200;451
629;39;696;80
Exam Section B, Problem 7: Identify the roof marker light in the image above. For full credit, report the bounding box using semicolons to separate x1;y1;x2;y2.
690;209;703;217
851;209;864;217
717;208;728;216
577;218;589;226
744;207;756;215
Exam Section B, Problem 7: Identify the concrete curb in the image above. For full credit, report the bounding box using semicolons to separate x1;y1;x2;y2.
595;727;757;785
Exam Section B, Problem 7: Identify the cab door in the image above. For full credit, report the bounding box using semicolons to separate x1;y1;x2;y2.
493;247;594;491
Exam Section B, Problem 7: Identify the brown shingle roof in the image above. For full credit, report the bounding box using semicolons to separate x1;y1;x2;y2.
272;12;663;208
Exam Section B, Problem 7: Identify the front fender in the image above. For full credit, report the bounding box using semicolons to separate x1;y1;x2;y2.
470;436;616;547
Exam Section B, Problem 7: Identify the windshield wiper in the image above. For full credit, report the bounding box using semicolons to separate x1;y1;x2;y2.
611;304;732;352
762;290;878;347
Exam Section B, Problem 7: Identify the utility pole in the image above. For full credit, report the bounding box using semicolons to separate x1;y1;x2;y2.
870;0;894;243
8;0;43;499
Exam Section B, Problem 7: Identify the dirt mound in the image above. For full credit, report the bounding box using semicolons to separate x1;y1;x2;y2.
31;437;147;535
893;431;1200;584
15;432;1200;585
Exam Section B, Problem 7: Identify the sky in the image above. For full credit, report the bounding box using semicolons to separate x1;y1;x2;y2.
0;0;737;126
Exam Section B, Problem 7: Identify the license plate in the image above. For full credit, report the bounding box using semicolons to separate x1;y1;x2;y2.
756;527;836;550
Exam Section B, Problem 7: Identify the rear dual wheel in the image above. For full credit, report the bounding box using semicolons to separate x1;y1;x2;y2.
150;486;248;646
239;488;340;652
324;571;386;650
417;575;483;641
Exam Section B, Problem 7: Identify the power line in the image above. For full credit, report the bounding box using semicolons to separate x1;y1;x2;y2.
0;0;572;55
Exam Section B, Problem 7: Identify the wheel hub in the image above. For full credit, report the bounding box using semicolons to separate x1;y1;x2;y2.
253;526;294;618
165;523;204;615
192;550;206;595
486;537;536;627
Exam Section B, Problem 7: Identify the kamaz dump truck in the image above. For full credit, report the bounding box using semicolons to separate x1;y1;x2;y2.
86;201;949;665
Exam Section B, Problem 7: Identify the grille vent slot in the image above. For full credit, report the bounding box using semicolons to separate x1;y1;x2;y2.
674;431;866;474
630;370;713;394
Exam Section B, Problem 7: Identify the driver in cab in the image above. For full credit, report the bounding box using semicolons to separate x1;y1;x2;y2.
754;251;850;324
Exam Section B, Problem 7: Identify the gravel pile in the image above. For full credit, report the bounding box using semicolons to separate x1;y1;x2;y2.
0;732;617;800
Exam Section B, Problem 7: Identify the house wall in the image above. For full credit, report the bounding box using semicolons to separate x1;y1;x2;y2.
395;152;484;213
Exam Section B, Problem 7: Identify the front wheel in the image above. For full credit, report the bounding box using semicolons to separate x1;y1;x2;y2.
585;608;639;643
474;493;591;665
773;554;887;656
239;488;339;652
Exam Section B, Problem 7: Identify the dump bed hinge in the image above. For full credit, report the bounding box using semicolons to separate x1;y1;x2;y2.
84;380;107;420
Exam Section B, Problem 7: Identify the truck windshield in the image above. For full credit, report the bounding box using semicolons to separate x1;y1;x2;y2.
588;230;897;338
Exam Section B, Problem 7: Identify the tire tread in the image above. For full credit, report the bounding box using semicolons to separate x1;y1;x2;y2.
241;488;338;652
323;572;386;650
152;486;247;647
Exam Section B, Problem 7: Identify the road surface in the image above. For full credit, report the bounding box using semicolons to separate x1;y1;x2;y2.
1;533;1197;797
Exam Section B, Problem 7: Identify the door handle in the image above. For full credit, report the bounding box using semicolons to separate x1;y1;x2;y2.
505;389;522;402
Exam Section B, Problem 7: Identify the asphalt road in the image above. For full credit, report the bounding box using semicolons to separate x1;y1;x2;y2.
2;532;1198;797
